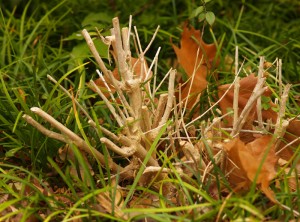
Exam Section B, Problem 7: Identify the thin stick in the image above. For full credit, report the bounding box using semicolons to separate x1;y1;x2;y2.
144;47;161;83
153;68;172;95
82;29;109;77
278;58;282;96
183;49;203;114
233;46;240;128
152;94;168;128
257;56;265;129
143;25;160;55
100;137;136;157
90;80;124;127
23;114;67;142
28;107;123;174
186;73;241;128
233;76;240;129
96;69;129;119
231;78;267;136
126;15;132;48
158;69;175;126
274;84;291;150
48;74;117;139
47;75;93;122
112;17;129;81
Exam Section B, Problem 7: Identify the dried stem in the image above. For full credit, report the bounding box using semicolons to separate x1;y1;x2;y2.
23;114;67;142
90;80;124;127
274;84;291;150
256;56;265;129
24;107;127;178
82;29;110;78
231;78;267;136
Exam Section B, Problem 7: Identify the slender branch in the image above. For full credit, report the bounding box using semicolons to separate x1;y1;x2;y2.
23;114;67;142
158;69;175;126
256;56;265;129
47;74;93;122
96;69;128;119
112;17;129;81
152;94;168;128
274;84;291;150
27;107;124;176
231;77;267;136
82;29;110;77
90;80;124;127
233;76;240;128
100;137;136;157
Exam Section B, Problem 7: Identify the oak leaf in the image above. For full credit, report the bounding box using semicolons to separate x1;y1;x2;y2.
173;24;217;108
224;135;278;202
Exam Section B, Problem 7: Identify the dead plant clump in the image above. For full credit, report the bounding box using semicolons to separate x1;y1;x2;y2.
23;17;300;219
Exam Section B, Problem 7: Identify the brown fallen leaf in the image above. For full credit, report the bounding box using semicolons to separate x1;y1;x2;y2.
172;23;218;108
224;135;278;202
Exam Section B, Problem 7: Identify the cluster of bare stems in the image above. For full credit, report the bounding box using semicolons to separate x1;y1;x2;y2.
22;16;205;193
22;16;294;206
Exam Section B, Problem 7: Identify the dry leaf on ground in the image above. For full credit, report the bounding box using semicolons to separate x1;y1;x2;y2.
224;135;278;202
173;24;217;108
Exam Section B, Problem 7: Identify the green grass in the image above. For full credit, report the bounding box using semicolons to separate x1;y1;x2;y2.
0;0;300;221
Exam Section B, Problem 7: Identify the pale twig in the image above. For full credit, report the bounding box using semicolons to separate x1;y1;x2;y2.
183;48;203;115
96;69;129;119
278;58;282;96
126;15;132;49
100;137;136;157
132;26;147;82
133;26;143;55
232;78;267;136
152;94;168;128
47;74;120;140
274;84;291;150
143;25;160;55
141;106;151;132
47;74;92;121
232;39;240;128
256;56;265;129
122;27;130;58
142;166;171;174
153;68;172;95
276;133;300;155
27;107;124;175
23;114;67;142
234;46;239;76
112;17;129;81
180;141;206;170
82;29;110;77
108;73;136;118
90;80;124;127
88;120;119;141
158;69;175;126
144;47;161;83
173;96;181;142
233;76;240;129
186;73;241;127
